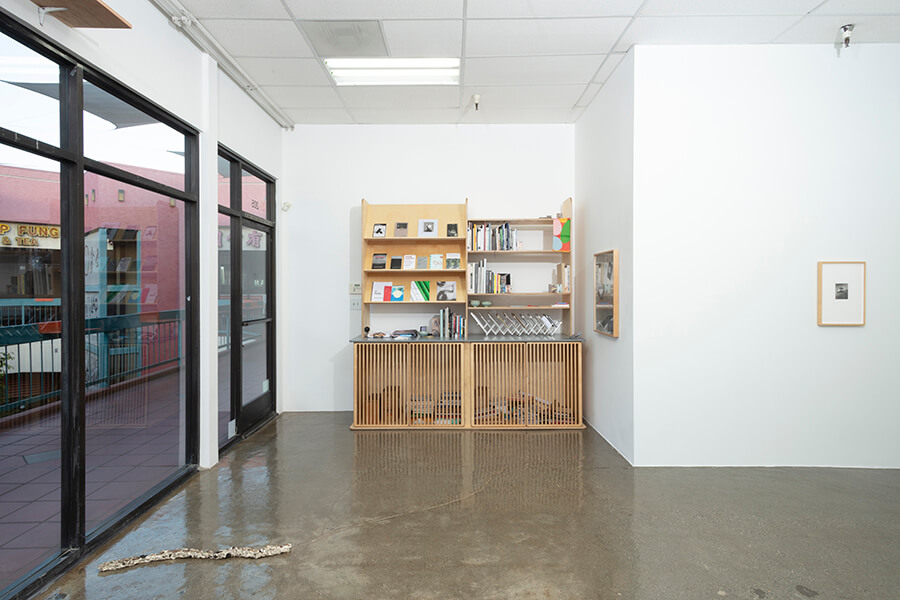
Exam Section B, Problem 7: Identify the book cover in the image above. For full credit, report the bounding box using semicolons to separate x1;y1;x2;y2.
436;281;456;301
371;253;387;269
372;223;387;237
445;253;461;270
394;222;408;237
429;254;443;269
416;256;428;269
418;218;438;237
403;254;416;269
552;218;571;251
371;282;391;302
446;223;458;237
390;285;405;301
116;257;133;272
411;280;430;302
390;255;402;269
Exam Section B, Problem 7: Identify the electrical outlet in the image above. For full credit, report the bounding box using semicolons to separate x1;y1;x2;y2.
349;282;362;294
350;296;361;310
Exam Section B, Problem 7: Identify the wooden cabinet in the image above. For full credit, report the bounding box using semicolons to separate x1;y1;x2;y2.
352;340;582;430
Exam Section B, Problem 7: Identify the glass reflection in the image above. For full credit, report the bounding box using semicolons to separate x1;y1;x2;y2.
241;226;267;321
241;322;268;407
0;147;61;591
0;34;60;146
241;170;266;219
83;174;186;532
82;80;186;191
218;214;232;446
217;156;230;209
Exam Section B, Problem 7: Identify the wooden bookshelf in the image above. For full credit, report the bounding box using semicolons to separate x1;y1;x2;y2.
465;198;574;336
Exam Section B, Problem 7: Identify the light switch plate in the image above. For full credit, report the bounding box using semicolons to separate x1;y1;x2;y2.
350;296;361;310
349;282;362;294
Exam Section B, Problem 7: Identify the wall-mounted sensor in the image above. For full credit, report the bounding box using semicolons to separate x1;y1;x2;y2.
841;24;854;48
473;94;480;111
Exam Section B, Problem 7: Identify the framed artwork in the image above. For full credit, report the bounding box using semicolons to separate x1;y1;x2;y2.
817;261;865;326
372;223;387;237
418;218;438;237
594;249;618;338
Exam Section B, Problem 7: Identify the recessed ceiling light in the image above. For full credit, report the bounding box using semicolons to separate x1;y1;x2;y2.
324;58;460;86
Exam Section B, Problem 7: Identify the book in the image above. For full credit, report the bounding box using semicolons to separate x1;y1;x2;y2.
445;252;461;270
116;257;132;272
447;223;458;237
403;254;416;269
390;285;405;301
411;280;430;302
436;281;456;301
394;222;408;237
416;256;428;269
429;254;443;269
372;223;387;237
371;282;391;302
418;218;438;238
390;256;402;269
371;253;387;269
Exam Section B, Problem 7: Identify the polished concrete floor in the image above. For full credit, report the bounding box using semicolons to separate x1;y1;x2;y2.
35;413;900;600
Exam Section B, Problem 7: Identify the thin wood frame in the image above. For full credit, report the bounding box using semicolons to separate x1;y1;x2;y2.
817;261;866;326
593;249;619;338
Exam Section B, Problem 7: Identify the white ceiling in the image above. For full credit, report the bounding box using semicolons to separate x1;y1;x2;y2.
172;0;900;125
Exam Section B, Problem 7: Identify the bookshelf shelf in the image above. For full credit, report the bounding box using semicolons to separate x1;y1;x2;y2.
354;198;582;431
364;268;465;274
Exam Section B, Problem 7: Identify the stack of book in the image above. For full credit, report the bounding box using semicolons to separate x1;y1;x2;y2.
468;222;518;251
467;259;511;294
437;307;464;339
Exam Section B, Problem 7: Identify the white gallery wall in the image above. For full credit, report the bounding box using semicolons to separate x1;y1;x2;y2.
280;125;574;411
631;45;900;467
574;52;636;463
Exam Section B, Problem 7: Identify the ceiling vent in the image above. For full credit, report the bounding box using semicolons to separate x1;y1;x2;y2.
299;20;388;57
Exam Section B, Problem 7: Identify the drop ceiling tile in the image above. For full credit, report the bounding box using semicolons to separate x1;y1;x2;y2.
179;0;290;19
467;0;644;18
382;20;463;57
286;108;355;124
283;0;464;20
592;53;627;84
236;58;331;86
613;15;800;50
461;85;585;108
300;21;387;57
350;108;461;123
458;107;576;123
466;18;629;56
776;15;900;43
575;83;602;107
639;0;822;16
339;86;459;109
262;86;343;108
813;0;900;15
200;20;313;57
464;56;604;86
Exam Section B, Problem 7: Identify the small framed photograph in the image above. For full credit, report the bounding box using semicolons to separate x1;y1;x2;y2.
418;219;438;238
817;261;865;326
394;222;408;237
446;223;458;237
372;223;387;237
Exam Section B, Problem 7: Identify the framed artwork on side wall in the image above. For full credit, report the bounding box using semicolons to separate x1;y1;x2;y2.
817;261;865;326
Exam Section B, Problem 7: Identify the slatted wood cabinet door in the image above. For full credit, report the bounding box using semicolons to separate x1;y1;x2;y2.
354;343;464;428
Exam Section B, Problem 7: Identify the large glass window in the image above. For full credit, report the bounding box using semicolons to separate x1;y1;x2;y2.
83;176;187;531
83;80;186;191
241;169;266;219
0;35;59;146
0;147;62;591
0;20;197;598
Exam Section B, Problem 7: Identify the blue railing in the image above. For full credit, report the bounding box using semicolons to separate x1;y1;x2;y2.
0;310;183;418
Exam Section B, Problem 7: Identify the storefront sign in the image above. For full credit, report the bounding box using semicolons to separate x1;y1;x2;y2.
0;222;62;250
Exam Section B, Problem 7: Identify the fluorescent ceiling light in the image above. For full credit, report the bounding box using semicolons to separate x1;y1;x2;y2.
324;58;460;86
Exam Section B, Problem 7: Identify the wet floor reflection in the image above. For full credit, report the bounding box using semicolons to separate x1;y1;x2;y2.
35;413;900;600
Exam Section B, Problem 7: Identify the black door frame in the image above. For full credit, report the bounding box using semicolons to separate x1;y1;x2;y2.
218;146;277;441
